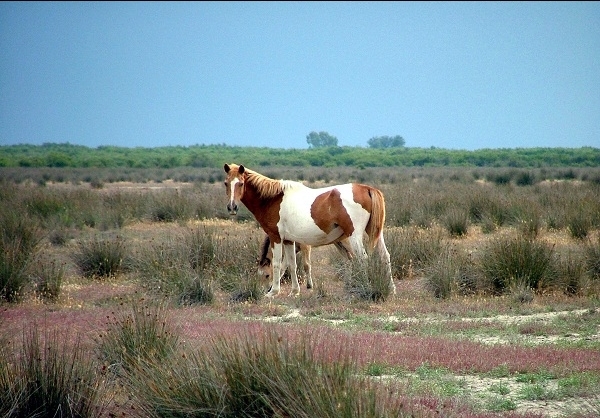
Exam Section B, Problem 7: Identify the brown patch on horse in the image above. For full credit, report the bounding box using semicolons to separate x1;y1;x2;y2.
310;188;354;237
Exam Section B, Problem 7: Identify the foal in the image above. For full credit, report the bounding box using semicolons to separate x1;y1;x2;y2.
257;235;353;288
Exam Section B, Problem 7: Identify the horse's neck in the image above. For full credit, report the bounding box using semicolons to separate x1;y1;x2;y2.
241;182;278;222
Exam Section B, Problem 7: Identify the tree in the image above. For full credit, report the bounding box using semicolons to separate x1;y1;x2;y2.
367;135;405;149
306;131;338;148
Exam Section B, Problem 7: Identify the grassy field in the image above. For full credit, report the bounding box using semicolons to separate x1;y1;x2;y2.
1;166;600;417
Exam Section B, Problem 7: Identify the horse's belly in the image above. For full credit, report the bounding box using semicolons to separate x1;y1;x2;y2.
279;222;343;246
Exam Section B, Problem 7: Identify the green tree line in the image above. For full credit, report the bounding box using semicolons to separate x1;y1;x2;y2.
0;143;598;169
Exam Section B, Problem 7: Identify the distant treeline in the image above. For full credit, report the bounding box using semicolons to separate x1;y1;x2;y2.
1;143;599;168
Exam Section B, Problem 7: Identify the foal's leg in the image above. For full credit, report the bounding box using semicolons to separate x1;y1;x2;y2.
301;245;313;289
375;234;396;295
266;243;284;297
283;241;300;296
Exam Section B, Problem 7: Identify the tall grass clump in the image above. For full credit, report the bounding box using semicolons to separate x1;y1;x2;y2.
0;325;108;418
584;235;600;281
31;258;65;301
0;211;43;302
134;229;217;304
467;188;510;228
423;249;477;298
340;255;394;302
72;233;128;278
442;207;469;237
127;327;407;418
479;235;555;294
134;234;194;295
147;190;194;222
567;210;592;240
554;250;588;296
385;227;447;279
229;265;265;303
97;298;179;376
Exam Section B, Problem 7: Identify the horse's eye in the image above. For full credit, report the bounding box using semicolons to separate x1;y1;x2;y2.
237;182;244;187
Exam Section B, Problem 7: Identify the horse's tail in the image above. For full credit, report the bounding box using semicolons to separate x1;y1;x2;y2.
365;187;386;250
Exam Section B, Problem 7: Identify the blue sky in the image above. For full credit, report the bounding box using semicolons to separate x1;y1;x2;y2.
1;1;599;150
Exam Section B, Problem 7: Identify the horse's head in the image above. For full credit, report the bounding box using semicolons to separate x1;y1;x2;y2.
223;163;245;215
256;256;272;282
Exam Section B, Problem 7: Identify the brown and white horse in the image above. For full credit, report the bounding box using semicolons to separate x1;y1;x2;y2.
224;163;395;297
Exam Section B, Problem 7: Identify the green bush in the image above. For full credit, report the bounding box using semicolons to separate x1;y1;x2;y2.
97;298;179;376
126;327;406;418
341;256;394;302
442;207;469;237
72;234;128;278
0;212;43;302
567;210;592;240
32;258;65;301
385;227;447;279
479;235;555;294
584;236;600;281
555;250;588;296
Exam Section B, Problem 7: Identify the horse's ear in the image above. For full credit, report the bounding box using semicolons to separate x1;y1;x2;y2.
224;164;230;173
239;165;245;174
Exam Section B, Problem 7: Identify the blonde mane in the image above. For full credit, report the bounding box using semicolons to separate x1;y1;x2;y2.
244;168;285;198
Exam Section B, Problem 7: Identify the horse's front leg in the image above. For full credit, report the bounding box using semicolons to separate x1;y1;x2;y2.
283;241;300;296
266;243;283;298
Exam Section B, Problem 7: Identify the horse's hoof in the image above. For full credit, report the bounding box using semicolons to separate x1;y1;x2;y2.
288;289;300;297
265;290;278;298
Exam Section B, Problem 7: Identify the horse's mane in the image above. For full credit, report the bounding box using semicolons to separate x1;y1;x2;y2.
245;168;303;198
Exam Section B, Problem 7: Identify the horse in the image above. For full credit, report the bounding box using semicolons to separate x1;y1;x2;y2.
224;163;395;298
257;234;353;288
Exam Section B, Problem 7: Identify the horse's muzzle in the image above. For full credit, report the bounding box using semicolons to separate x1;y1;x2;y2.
227;203;238;215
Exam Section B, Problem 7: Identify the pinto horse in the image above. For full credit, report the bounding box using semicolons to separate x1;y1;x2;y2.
257;235;353;288
224;163;395;297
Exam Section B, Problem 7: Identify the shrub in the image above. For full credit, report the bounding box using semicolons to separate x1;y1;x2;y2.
442;207;469;237
0;326;108;418
0;212;43;302
73;234;128;278
386;227;447;280
422;249;477;299
97;298;179;376
229;268;265;303
179;276;215;305
133;229;220;305
186;225;217;271
555;250;588;296
479;235;555;294
567;210;592;240
341;256;394;302
584;236;600;281
126;327;406;418
133;234;193;295
32;258;65;301
148;190;193;222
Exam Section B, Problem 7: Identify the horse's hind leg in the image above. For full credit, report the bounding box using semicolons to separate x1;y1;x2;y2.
375;234;395;295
